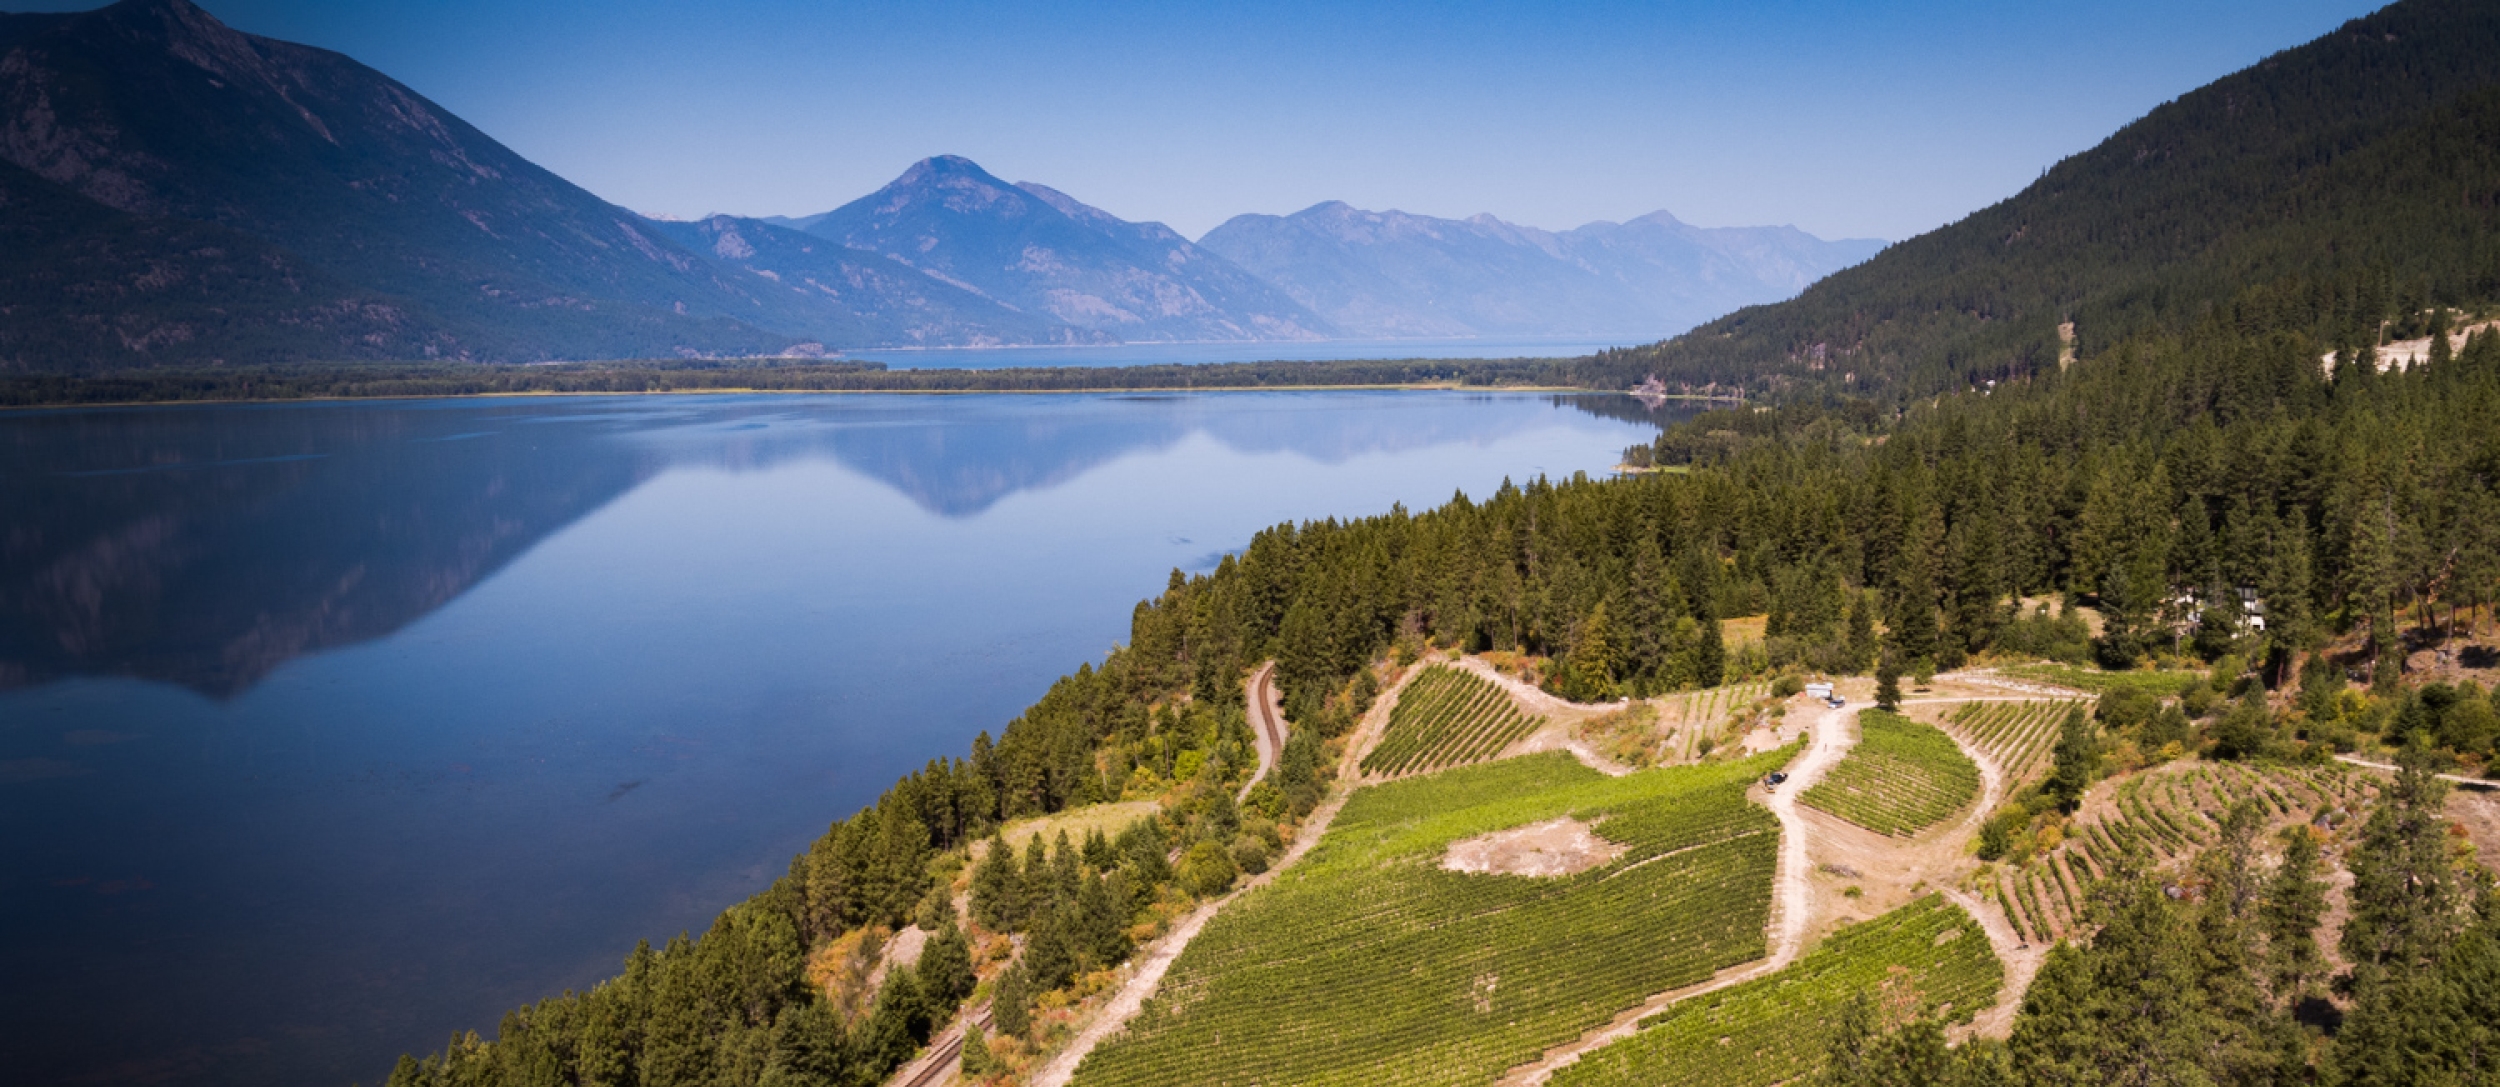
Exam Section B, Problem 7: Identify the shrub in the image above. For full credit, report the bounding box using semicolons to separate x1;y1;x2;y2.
1176;840;1238;898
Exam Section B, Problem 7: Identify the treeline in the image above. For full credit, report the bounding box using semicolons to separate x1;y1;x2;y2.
0;355;1583;407
1814;748;2497;1087
1580;0;2500;401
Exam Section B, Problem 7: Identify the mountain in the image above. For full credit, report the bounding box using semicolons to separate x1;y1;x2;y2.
792;156;1338;343
643;215;1097;348
1596;0;2500;396
1198;202;1883;340
0;0;1087;368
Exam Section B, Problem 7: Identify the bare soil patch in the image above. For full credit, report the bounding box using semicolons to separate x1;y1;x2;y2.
1443;817;1628;878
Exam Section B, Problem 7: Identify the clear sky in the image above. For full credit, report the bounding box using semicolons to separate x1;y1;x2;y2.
34;0;2381;240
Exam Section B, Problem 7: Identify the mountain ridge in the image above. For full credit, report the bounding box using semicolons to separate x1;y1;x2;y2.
1198;200;1883;340
794;155;1339;344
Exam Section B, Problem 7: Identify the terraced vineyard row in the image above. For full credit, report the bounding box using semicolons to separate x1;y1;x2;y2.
1551;895;2003;1087
1800;711;1981;836
1944;699;2088;784
1362;665;1546;777
1994;761;2374;943
1654;680;1772;761
1071;749;1798;1087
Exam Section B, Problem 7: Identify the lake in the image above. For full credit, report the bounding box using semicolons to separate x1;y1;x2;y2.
0;390;1683;1087
844;336;1633;370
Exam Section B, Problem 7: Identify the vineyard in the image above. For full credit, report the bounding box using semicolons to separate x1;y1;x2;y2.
1993;761;2374;943
1799;711;1982;837
1937;699;2089;785
1069;748;1798;1087
1361;665;1546;777
1652;680;1773;761
1551;896;2003;1087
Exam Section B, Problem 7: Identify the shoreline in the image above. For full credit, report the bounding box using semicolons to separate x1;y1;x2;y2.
0;381;1673;412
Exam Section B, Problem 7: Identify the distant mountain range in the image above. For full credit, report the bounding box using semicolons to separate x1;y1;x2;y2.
1199;203;1883;340
0;0;1881;370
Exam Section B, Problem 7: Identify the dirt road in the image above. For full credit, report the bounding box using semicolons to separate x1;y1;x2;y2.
1237;662;1288;803
1499;697;1858;1086
1028;664;1415;1087
2335;753;2498;791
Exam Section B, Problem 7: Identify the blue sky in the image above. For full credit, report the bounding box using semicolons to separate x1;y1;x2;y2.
44;0;2379;239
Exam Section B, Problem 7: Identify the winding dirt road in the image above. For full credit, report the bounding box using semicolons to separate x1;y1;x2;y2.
1237;662;1288;803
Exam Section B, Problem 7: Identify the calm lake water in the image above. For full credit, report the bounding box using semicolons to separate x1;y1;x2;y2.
846;336;1633;369
0;390;1681;1087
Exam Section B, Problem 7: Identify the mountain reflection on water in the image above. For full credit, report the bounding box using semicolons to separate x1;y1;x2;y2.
0;390;1672;1087
2;392;1670;699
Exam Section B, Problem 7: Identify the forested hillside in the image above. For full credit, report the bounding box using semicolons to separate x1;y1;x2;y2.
1585;0;2500;399
377;270;2500;1087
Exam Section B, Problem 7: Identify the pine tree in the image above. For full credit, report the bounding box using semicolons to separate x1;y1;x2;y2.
989;964;1031;1040
959;1022;992;1077
1694;594;1727;688
969;832;1023;933
1845;591;1878;673
917;923;975;1009
1874;652;1902;712
1568;601;1620;699
2341;741;2462;981
2260;827;2329;1005
2044;705;2098;811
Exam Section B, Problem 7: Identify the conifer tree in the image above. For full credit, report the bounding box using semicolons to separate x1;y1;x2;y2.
2261;827;2329;1005
2044;705;2098;811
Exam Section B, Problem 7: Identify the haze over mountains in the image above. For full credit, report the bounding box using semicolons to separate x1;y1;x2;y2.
0;0;1881;370
1200;203;1883;340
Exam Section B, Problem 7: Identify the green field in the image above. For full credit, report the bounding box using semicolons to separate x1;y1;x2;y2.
1361;665;1547;777
1552;895;2003;1087
1800;711;1982;836
1071;748;1796;1087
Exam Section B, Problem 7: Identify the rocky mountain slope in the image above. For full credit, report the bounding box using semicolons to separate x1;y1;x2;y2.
1198;202;1882;340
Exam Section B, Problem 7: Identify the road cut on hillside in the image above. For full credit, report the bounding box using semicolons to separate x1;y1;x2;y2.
1236;661;1287;802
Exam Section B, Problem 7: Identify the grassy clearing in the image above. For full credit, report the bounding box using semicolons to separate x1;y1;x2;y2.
1800;711;1982;836
1552;895;2003;1087
993;800;1163;854
1362;665;1546;777
1070;748;1798;1087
